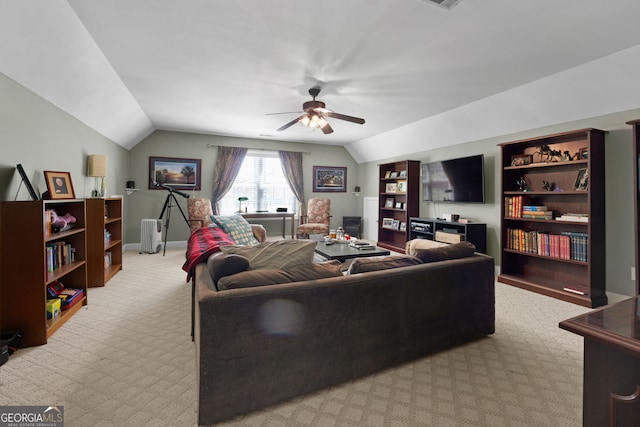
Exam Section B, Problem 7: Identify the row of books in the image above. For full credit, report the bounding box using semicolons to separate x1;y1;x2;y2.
506;229;588;261
46;241;76;272
505;197;554;219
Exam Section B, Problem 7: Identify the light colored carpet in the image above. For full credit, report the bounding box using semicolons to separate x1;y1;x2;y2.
0;248;593;426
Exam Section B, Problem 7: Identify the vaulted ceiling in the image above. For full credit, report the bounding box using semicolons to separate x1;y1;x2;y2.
3;0;640;163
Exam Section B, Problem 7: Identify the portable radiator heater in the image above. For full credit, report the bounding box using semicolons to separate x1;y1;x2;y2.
140;219;162;254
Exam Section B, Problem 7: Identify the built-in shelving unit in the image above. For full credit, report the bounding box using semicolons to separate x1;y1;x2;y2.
377;160;420;253
87;197;123;287
0;199;88;347
498;128;607;308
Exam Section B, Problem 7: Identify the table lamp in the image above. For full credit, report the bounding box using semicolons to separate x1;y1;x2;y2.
87;154;107;197
238;197;248;213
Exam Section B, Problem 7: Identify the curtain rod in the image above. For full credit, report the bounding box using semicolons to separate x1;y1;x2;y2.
205;143;310;155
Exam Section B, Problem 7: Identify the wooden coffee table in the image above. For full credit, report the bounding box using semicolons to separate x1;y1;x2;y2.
314;241;390;263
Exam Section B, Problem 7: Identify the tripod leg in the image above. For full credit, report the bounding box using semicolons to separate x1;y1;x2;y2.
162;193;173;256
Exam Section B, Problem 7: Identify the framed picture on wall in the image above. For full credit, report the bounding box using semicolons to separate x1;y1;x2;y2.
313;166;347;192
149;156;201;190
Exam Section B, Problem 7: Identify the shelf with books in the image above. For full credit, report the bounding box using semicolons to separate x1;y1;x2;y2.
498;128;606;308
87;197;123;287
0;199;88;347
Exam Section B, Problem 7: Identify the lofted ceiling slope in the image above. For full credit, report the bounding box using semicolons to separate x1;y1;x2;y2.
2;0;640;160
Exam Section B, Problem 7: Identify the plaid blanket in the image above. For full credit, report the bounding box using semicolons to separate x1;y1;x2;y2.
182;227;235;281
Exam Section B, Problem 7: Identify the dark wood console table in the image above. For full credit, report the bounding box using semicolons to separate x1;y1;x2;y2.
560;297;640;426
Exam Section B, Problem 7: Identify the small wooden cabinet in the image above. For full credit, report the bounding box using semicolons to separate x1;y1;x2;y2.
86;197;123;287
0;199;88;347
498;128;607;307
377;160;420;253
409;217;487;254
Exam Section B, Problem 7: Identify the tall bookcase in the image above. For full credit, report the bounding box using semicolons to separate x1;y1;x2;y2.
87;197;123;287
629;118;640;294
377;160;420;253
0;199;88;347
498;128;607;308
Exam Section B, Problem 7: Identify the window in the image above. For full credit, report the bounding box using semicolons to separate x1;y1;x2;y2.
218;151;298;215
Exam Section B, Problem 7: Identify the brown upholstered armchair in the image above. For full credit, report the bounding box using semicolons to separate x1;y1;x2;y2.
296;198;330;239
187;198;266;242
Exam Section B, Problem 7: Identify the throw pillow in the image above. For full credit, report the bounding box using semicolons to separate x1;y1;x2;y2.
347;255;422;274
413;241;476;263
210;214;259;246
206;252;251;289
405;238;448;256
217;260;343;290
220;239;317;270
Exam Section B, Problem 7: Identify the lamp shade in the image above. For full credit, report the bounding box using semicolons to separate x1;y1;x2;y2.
87;155;107;177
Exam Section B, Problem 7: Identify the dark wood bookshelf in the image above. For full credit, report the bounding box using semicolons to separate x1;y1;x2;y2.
498;128;607;308
377;160;420;253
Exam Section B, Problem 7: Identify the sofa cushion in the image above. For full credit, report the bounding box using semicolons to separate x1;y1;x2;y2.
210;214;260;246
413;241;476;263
405;238;449;256
347;255;423;274
206;252;251;289
220;240;316;270
217;260;342;290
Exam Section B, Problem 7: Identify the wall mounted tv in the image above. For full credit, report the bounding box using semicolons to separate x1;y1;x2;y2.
421;154;485;203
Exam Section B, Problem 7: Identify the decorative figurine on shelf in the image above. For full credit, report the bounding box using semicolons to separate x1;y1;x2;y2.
542;180;555;191
49;211;76;232
534;144;551;162
562;151;572;161
548;148;562;162
516;177;530;192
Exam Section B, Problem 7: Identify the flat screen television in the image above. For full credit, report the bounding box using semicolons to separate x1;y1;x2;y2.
421;154;485;203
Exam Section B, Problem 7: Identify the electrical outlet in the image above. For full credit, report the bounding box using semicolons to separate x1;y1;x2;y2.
632;267;636;281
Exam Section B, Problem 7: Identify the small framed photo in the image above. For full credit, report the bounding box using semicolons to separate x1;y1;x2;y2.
389;171;398;178
511;154;533;167
574;168;589;191
399;170;407;177
579;147;589;160
382;218;394;229
385;183;397;193
16;164;39;200
397;180;407;193
400;221;407;231
394;202;402;209
384;170;392;178
385;197;395;208
44;171;75;200
392;219;400;230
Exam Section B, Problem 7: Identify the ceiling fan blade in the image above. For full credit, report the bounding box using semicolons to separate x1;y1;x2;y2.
321;122;334;134
277;114;307;131
266;111;303;116
325;111;365;125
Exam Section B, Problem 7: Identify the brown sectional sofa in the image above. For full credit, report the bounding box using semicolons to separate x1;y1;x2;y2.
193;247;495;425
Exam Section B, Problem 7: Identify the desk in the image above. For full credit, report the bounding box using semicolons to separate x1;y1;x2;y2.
560;297;640;426
241;212;295;239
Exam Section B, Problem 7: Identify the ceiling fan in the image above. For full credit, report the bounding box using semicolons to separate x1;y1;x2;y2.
271;87;365;134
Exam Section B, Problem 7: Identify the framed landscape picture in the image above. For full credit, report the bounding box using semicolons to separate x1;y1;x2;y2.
313;166;347;192
149;156;201;190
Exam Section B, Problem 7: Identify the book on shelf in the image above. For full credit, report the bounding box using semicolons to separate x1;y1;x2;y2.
556;214;588;222
522;205;547;212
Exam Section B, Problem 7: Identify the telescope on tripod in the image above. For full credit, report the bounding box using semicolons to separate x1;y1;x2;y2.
154;181;189;255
